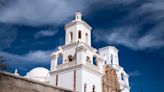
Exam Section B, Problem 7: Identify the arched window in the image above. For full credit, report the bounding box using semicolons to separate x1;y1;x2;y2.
84;83;87;92
69;32;73;42
86;33;88;44
57;54;63;65
78;31;81;39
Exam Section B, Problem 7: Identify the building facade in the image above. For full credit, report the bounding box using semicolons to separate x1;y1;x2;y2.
49;12;130;92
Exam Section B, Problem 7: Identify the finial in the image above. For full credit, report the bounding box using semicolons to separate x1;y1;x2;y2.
75;12;82;21
14;68;19;76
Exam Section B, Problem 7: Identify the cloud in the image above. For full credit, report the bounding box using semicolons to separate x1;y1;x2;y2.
0;0;164;51
137;22;164;49
0;0;139;26
129;70;141;77
93;0;164;50
0;50;53;75
0;50;51;65
0;0;87;26
35;30;57;39
94;24;164;50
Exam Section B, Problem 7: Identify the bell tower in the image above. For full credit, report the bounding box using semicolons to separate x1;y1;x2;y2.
50;12;130;92
64;12;92;46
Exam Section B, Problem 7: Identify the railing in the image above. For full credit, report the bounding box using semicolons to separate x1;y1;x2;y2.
56;61;76;70
55;61;99;71
86;61;99;71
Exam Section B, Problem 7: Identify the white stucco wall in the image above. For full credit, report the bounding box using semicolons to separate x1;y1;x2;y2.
81;69;102;92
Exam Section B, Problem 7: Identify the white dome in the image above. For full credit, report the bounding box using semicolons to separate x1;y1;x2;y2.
26;67;50;82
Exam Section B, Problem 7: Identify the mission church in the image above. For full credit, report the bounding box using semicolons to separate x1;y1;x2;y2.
15;12;130;92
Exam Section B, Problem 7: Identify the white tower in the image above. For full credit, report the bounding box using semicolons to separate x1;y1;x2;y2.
99;46;130;92
50;12;104;92
65;12;92;46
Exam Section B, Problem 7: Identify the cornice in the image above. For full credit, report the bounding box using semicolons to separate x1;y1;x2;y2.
98;46;119;53
61;42;95;52
76;46;87;52
64;20;92;31
62;42;78;50
50;64;103;77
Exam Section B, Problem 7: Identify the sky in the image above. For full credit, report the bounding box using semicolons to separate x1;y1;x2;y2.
0;0;164;92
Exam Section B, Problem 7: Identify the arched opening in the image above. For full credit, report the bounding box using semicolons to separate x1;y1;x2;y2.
68;55;74;62
69;32;73;42
78;31;81;39
57;54;63;65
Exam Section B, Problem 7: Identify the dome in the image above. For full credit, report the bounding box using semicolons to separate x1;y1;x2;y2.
26;67;50;82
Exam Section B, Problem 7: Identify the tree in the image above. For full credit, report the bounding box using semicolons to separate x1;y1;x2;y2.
0;56;7;71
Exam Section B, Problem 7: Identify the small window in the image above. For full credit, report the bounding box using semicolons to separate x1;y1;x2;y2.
105;61;107;64
111;54;113;64
86;56;90;62
69;32;73;41
92;85;95;92
84;83;87;92
121;73;124;80
78;31;81;39
93;57;97;65
86;33;88;43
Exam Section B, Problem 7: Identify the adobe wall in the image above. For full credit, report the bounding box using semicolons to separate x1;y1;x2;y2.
0;71;72;92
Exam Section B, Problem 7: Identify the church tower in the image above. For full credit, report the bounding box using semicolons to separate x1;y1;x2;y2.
99;46;130;92
50;12;104;92
49;12;130;92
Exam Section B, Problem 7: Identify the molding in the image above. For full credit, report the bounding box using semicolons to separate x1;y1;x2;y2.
50;64;103;77
61;42;95;53
76;46;87;52
98;46;119;53
51;55;56;60
62;42;78;50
